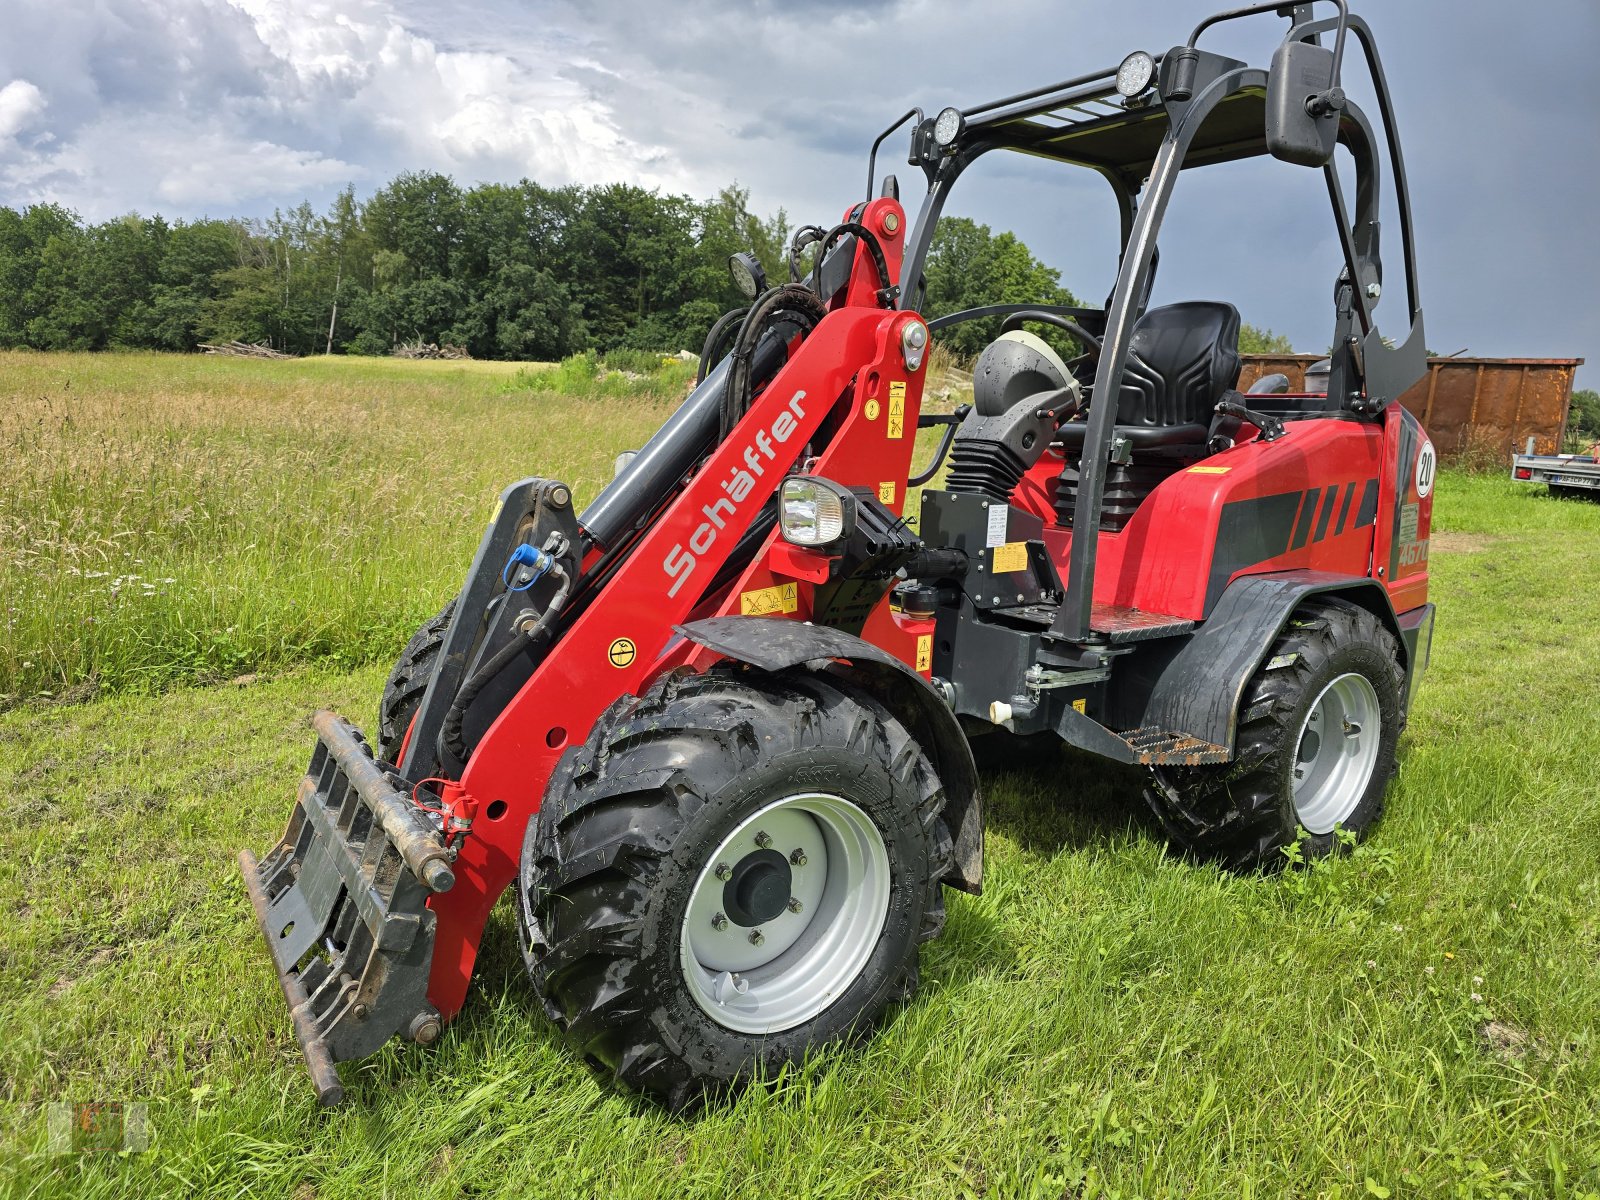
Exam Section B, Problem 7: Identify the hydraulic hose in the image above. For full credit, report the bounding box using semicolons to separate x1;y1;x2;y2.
722;284;828;440
697;305;749;386
440;562;571;763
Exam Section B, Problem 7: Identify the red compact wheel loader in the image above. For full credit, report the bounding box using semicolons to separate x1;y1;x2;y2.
242;1;1437;1108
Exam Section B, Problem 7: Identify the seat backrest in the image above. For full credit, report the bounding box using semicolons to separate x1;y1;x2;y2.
1116;301;1242;427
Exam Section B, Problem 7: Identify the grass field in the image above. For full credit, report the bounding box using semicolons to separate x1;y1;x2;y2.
0;351;684;705
2;353;1598;1198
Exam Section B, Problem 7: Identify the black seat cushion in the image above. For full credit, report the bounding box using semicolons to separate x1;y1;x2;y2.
1120;300;1242;427
1052;302;1240;531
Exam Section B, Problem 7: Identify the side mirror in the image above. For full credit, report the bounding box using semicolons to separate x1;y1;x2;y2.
1266;40;1341;166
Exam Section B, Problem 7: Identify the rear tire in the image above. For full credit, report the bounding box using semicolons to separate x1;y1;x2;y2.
1142;596;1404;871
518;667;953;1109
375;600;454;762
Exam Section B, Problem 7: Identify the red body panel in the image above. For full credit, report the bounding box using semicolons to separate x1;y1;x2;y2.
1024;411;1433;622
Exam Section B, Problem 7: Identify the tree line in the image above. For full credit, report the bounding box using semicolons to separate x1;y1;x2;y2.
0;171;1290;363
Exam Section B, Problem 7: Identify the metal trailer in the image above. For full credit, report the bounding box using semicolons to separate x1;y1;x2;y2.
1239;356;1587;459
1512;437;1600;498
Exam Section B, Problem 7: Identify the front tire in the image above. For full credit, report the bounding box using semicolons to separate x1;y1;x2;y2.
1142;596;1405;871
375;600;454;762
518;667;953;1109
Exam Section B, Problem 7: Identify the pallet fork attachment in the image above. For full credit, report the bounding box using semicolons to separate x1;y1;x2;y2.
239;711;458;1106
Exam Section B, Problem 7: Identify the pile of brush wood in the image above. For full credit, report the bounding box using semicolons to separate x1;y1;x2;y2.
391;340;471;360
198;340;295;359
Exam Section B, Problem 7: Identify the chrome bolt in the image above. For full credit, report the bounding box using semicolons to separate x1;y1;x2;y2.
787;897;804;914
714;862;731;881
748;929;765;946
711;912;728;931
754;830;773;849
1365;282;1382;300
790;848;807;866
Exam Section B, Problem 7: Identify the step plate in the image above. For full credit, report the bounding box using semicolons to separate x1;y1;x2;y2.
1091;603;1195;644
1120;726;1229;766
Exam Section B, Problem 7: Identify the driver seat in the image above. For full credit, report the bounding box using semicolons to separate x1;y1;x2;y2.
1056;300;1242;530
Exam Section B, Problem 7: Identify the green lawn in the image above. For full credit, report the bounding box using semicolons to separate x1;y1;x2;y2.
1;354;1598;1198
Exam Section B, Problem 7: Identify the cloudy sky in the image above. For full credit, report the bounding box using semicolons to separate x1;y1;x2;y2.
1;0;1595;384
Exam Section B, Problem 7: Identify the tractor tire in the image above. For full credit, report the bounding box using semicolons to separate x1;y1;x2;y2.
1142;596;1404;872
518;666;953;1110
375;600;454;762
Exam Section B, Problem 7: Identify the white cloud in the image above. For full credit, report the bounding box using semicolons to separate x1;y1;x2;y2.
0;0;686;219
0;80;46;141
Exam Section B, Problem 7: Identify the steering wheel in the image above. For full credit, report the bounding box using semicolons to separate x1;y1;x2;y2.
1000;311;1103;358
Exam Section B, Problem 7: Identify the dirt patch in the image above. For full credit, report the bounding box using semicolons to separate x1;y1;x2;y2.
1478;1019;1544;1063
1432;531;1499;554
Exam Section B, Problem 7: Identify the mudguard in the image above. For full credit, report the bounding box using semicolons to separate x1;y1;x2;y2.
676;616;983;894
1141;570;1415;754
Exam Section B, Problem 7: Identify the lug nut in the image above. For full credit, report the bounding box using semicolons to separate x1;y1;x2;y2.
754;830;773;849
711;912;728;931
714;862;731;881
787;897;803;914
790;848;807;866
748;929;765;946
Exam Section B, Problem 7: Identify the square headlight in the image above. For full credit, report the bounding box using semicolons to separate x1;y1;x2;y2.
779;477;857;548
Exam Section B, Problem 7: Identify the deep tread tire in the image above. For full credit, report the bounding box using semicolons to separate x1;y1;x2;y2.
375;600;454;762
1142;596;1405;871
517;666;954;1110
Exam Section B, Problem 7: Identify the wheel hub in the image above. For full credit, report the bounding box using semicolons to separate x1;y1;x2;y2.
722;850;793;926
1291;671;1382;835
680;793;890;1035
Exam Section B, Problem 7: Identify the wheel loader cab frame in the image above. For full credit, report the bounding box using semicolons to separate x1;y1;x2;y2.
893;3;1426;644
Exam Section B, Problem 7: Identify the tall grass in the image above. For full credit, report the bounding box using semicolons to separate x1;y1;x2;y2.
0;352;677;704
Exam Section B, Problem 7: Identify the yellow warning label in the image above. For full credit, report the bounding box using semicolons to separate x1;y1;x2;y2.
915;634;933;673
864;398;881;421
489;496;505;526
607;638;637;668
1072;697;1087;714
887;380;907;440
739;582;799;617
992;541;1029;574
1189;465;1231;475
877;480;896;505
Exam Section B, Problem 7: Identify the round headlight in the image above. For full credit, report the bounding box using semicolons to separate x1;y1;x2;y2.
933;106;965;148
1115;50;1156;98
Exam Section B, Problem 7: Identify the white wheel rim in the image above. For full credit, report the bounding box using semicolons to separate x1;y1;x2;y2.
1292;671;1382;835
679;793;890;1035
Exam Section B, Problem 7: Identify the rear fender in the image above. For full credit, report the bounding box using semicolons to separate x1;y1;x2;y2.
1142;571;1413;754
676;616;982;894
